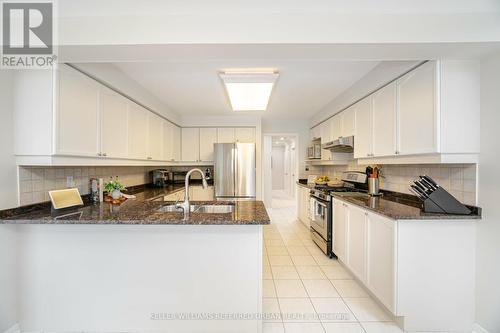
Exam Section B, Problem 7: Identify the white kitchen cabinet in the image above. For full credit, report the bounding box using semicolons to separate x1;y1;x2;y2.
296;185;311;227
398;61;438;155
57;65;100;157
372;82;397;157
341;106;356;137
217;128;235;143
235;127;255;143
199;128;218;161
367;212;396;313
172;125;181;161
181;128;200;162
330;115;342;140
190;186;215;201
147;113;163;160
320;120;332;161
347;204;368;282
100;87;129;159
162;121;173;161
333;199;347;262
353;97;373;159
127;103;149;160
310;126;321;141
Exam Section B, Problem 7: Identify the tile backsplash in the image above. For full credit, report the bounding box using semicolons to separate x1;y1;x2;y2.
309;162;477;206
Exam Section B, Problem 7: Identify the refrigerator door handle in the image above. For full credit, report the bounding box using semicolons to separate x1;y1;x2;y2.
232;146;237;197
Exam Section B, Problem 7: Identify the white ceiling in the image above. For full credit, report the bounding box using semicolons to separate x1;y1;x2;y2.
113;60;379;120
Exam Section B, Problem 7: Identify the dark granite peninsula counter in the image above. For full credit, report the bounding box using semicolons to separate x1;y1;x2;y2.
297;180;481;220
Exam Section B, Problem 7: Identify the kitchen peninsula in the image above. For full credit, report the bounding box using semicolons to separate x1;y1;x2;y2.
0;186;270;333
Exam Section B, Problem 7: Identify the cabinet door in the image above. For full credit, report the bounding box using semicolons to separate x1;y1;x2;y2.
181;128;200;162
333;200;347;262
354;97;373;159
100;88;128;159
162;121;173;161
57;66;100;156
331;115;342;140
217;128;235;143
398;61;438;155
127;103;149;160
199;128;218;161
172;125;181;161
297;186;304;222
234;127;255;143
347;205;367;282
320;120;332;161
372;83;397;157
147;113;163;160
367;213;396;313
310;126;321;141
341;106;356;137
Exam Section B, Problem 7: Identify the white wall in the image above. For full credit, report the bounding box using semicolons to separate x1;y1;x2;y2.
310;61;421;126
71;63;181;124
475;53;500;333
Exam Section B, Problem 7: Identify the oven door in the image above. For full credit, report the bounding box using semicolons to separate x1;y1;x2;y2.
310;196;329;240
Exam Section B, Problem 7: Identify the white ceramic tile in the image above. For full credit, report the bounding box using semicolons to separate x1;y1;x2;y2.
343;298;391;322
272;266;300;280
320;265;352;280
279;298;319;323
266;239;286;247
263;256;271;267
291;255;317;266
275;280;308;298
361;322;404;333
330;280;368;297
32;180;44;192
263;298;282;322
302;280;340;298
295;266;327;280
323;323;365;333
263;323;285;333
263;280;277;298
310;298;356;323
306;246;326;256
19;180;33;193
268;246;289;255
283;322;325;333
32;191;45;203
19;167;32;180
283;238;303;246
269;256;294;266
20;193;33;206
286;246;310;255
263;265;273;279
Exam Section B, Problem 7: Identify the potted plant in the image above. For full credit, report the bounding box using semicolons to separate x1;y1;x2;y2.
104;177;126;200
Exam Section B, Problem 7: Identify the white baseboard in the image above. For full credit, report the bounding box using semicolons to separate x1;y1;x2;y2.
3;323;20;333
473;323;490;333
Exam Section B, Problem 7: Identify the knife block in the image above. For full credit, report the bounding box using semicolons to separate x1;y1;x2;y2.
423;187;471;215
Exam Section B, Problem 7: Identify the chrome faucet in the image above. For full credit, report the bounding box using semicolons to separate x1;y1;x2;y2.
176;168;208;219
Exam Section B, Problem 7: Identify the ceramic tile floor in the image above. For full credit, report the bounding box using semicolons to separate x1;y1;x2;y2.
262;191;402;333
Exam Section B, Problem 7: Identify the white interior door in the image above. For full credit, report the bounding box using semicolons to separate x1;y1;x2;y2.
271;146;285;191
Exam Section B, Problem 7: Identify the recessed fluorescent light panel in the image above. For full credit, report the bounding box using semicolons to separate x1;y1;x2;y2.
220;71;279;111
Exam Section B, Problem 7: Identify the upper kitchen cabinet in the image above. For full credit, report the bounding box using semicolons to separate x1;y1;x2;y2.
397;61;437;155
100;87;129;159
353;96;373;159
56;65;100;157
320;119;332;160
372;82;397;157
341;106;356;137
163;121;181;162
147;113;164;160
330;114;342;140
310;125;321;141
181;128;201;162
354;60;480;164
217;128;235;143
199;128;218;161
234;127;255;143
127;103;149;160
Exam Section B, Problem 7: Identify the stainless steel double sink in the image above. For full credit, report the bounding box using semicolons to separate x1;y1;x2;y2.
157;204;234;214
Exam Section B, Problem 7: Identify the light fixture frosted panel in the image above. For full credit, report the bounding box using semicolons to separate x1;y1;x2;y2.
220;71;278;111
225;82;274;111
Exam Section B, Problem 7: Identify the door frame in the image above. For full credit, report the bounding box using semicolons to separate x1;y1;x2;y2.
262;133;299;208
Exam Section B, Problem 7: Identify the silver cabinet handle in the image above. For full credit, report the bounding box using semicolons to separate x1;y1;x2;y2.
147;157;152;160
97;153;102;156
102;153;107;157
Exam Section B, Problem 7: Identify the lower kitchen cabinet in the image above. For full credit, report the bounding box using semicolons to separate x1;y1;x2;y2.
296;185;310;227
347;204;367;283
367;212;396;313
332;199;347;262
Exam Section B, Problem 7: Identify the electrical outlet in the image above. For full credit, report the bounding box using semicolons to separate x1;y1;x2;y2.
66;176;74;188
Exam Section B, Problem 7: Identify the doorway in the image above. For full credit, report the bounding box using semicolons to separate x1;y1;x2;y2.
262;134;299;209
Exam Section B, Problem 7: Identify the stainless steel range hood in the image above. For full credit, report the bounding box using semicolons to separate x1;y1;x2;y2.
321;136;354;153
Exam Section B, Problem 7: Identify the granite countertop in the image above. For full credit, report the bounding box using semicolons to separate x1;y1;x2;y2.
0;183;270;225
297;180;481;220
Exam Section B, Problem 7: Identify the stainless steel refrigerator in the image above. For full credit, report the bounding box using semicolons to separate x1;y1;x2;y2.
214;143;256;198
